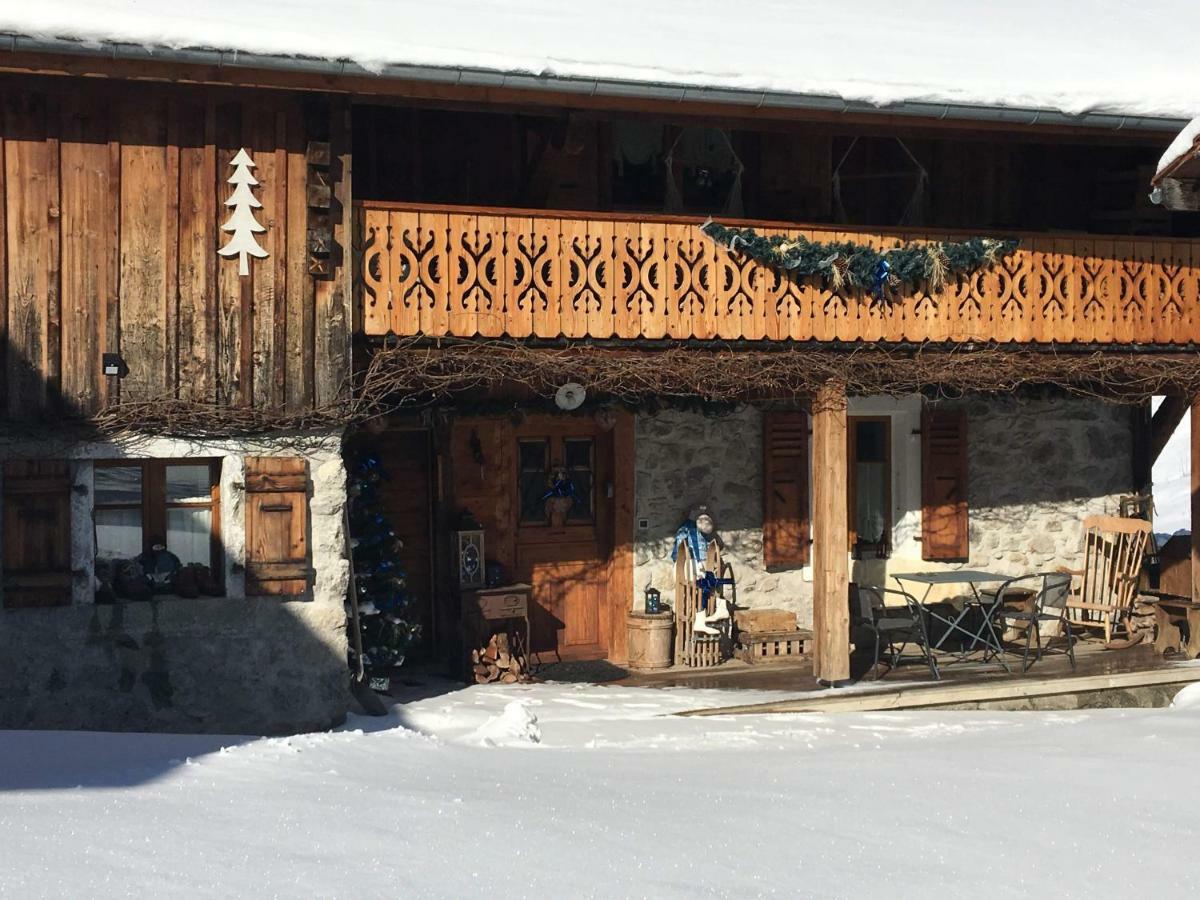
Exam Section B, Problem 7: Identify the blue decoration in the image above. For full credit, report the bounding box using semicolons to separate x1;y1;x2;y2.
671;519;708;568
696;571;734;603
873;258;891;300
542;472;577;501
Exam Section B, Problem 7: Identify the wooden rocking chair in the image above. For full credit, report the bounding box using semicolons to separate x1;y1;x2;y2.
673;539;731;668
1061;515;1151;648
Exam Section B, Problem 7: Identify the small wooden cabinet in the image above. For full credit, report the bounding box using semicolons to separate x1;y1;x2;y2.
462;583;533;677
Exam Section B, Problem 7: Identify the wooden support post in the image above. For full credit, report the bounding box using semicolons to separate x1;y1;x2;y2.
1192;395;1200;604
812;381;850;684
1151;395;1189;467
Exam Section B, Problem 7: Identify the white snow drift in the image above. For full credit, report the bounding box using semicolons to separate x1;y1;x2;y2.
2;678;1200;898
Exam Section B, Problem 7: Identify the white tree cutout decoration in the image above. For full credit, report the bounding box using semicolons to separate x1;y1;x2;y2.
218;148;269;276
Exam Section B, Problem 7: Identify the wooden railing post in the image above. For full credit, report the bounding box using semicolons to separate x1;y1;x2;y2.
1191;394;1200;604
812;380;850;684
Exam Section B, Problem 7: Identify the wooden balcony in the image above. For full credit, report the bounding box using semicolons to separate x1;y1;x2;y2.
356;202;1200;345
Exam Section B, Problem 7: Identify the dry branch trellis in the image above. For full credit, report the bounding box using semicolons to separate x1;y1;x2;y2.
77;337;1200;437
361;337;1200;410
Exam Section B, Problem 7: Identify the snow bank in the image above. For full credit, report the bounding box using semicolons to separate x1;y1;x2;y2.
2;1;1199;120
468;699;541;747
1157;117;1200;179
4;680;1200;897
1170;680;1200;709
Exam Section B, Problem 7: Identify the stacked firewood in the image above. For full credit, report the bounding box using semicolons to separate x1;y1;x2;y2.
470;632;528;685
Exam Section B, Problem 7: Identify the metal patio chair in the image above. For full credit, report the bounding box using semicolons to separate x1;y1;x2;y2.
993;573;1075;673
854;585;940;681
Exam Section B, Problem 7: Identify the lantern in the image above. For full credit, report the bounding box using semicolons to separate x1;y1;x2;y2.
456;528;485;590
644;584;662;615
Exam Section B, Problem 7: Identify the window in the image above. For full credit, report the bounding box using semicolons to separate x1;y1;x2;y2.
94;460;221;572
848;418;891;557
517;436;596;526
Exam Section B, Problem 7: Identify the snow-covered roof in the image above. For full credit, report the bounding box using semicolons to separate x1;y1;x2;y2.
3;1;1200;125
1156;118;1200;181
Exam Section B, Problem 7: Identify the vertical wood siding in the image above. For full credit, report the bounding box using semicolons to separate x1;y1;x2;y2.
0;77;350;419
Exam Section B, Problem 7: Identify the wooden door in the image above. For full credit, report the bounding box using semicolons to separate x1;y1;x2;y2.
513;416;614;661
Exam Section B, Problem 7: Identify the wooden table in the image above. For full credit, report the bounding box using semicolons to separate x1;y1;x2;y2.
1147;593;1200;659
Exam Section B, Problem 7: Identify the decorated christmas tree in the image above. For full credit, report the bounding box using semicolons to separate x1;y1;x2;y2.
347;449;419;677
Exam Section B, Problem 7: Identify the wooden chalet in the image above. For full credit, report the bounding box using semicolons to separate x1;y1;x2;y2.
0;6;1198;732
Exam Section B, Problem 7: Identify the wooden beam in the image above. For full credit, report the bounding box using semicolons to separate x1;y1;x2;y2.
1151;395;1189;465
678;665;1200;716
811;381;850;685
607;408;636;665
1192;394;1200;604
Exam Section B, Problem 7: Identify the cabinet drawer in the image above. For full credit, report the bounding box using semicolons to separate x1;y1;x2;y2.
476;592;528;619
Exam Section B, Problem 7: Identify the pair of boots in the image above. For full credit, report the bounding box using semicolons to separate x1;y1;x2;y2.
693;601;729;636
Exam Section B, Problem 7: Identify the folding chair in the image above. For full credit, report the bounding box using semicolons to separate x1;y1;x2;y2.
854;585;940;681
995;573;1075;673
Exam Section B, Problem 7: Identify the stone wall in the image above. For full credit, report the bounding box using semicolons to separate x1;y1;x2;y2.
0;430;350;735
633;394;1134;627
955;394;1133;577
635;406;813;622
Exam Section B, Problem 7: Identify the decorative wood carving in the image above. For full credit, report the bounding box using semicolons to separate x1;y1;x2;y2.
306;140;333;277
217;149;268;277
356;204;1200;345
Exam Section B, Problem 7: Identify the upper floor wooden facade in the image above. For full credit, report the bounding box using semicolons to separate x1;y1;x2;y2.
0;68;1195;424
0;76;350;420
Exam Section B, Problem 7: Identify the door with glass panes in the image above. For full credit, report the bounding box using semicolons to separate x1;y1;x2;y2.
513;417;613;661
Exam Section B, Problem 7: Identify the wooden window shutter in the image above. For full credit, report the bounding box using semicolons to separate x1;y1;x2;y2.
921;408;969;561
3;461;73;609
763;411;810;568
245;457;310;596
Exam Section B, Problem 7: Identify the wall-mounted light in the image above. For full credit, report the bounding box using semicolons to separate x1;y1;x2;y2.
102;353;127;378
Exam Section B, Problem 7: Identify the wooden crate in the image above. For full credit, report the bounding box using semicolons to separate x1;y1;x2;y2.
680;635;723;668
736;629;813;664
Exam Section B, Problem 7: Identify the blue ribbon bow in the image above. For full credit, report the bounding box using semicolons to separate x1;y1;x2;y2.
542;474;577;501
873;258;891;300
696;570;734;602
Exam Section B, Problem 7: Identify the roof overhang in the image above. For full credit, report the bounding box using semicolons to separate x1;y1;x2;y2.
0;33;1188;136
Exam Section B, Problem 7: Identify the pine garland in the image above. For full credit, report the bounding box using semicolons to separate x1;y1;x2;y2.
700;221;1018;298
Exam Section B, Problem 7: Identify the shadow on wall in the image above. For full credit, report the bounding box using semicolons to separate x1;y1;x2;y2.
0;420;354;759
633;394;1134;606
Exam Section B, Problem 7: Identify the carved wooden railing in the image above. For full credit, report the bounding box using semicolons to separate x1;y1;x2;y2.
356;202;1200;345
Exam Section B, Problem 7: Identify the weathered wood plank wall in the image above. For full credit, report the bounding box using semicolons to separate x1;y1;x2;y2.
0;76;351;419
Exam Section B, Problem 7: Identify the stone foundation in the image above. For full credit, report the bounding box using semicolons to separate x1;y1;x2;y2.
0;430;349;735
633;394;1133;628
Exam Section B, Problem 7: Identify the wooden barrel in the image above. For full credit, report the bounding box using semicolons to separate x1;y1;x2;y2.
626;611;674;671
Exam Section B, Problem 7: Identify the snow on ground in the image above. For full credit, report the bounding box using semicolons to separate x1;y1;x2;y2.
1;1;1199;120
3;679;1200;898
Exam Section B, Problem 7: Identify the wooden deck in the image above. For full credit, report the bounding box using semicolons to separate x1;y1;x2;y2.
357;201;1200;345
620;640;1200;714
